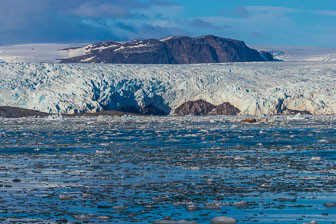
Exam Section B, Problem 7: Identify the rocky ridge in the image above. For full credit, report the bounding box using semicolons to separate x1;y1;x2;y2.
173;100;240;116
0;106;49;118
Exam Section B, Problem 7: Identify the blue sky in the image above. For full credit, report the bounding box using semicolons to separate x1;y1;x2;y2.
1;0;336;47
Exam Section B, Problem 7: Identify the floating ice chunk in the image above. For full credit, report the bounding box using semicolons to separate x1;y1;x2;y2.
183;167;200;171
318;139;328;143
210;216;237;224
204;201;223;210
73;214;93;220
288;113;305;120
303;221;318;224
233;200;247;207
311;156;321;161
58;195;72;200
112;205;128;210
96;216;110;221
261;183;272;188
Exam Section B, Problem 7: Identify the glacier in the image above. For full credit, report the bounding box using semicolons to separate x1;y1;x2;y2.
0;62;335;115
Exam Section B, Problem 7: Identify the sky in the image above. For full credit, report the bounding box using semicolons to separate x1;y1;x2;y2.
1;0;336;47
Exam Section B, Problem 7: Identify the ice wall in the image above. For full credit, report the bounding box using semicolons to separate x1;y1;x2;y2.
0;62;335;115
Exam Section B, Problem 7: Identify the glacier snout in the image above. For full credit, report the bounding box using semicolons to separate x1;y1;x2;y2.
0;62;335;115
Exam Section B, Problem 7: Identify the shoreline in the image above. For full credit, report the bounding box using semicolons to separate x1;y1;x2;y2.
0;106;329;118
0;106;138;118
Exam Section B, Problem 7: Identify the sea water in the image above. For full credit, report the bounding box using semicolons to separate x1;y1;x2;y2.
0;115;335;223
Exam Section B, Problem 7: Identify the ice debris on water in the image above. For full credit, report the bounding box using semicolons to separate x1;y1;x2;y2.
0;116;336;223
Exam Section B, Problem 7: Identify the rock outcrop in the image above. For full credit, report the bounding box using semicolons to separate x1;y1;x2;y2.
60;35;275;64
0;106;49;118
174;100;240;116
174;100;215;115
238;118;268;124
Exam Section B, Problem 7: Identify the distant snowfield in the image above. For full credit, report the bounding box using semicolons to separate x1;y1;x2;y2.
0;62;335;115
254;46;336;62
0;43;85;63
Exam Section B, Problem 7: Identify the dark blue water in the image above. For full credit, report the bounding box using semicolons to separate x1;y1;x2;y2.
0;116;335;223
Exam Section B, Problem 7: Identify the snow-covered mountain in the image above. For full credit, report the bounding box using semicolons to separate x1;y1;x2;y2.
0;62;335;115
1;42;336;63
59;35;274;64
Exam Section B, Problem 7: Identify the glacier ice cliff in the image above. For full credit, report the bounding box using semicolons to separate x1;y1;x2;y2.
0;62;335;115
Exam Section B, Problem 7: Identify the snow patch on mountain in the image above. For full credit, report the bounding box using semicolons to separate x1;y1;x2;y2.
61;45;93;58
81;56;96;62
159;36;178;42
0;62;335;115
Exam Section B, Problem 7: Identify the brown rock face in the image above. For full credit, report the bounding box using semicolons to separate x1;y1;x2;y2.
238;118;269;124
60;35;275;64
174;100;240;116
208;102;240;115
174;100;215;115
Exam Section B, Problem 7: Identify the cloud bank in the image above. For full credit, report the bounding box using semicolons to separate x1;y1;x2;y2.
0;0;336;47
0;0;183;44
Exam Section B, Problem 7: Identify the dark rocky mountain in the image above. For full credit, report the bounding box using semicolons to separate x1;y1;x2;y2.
60;35;275;64
208;102;241;115
174;100;215;115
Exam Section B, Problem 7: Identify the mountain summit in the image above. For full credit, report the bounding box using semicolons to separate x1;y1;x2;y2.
60;35;274;64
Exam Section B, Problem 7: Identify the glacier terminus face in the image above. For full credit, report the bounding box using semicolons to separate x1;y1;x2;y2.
0;62;335;115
